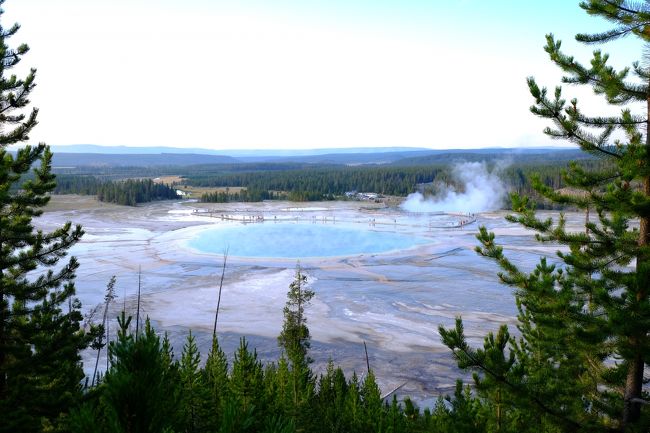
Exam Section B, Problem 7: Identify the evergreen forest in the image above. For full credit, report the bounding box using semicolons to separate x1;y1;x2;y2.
54;160;607;208
54;177;179;206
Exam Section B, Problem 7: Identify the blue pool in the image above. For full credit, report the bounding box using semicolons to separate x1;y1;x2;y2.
188;223;431;258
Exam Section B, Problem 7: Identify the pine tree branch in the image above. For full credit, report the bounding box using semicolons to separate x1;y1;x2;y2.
7;230;81;270
440;320;586;431
5;266;77;309
529;79;623;159
576;23;645;43
602;0;642;15
543;34;647;103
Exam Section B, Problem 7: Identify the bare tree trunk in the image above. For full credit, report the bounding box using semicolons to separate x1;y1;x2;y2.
622;96;650;428
623;351;644;427
364;341;371;374
106;313;110;372
135;266;141;341
213;249;228;338
92;287;113;386
624;205;648;427
0;288;6;400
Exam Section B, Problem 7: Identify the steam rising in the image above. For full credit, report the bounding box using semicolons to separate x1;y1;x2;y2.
401;162;507;213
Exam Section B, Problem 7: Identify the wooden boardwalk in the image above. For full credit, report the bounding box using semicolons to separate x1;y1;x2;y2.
192;208;477;229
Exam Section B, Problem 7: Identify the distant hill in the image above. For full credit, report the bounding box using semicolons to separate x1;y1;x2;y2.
49;145;228;155
217;146;430;158
51;153;238;167
48;145;430;157
44;145;584;168
234;150;440;164
390;148;589;166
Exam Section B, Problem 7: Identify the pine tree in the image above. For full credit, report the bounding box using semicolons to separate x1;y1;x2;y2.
203;336;229;430
277;266;315;427
441;1;650;431
343;372;363;432
91;276;116;387
360;370;383;432
314;361;347;433
0;2;97;430
101;315;180;433
179;331;207;433
278;266;315;367
228;337;264;432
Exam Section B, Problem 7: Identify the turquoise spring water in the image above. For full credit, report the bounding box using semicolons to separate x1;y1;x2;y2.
188;223;430;258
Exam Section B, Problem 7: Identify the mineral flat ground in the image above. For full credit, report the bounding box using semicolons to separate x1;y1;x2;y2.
38;195;587;406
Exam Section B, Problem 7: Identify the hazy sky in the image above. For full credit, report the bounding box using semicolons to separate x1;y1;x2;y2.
4;0;644;150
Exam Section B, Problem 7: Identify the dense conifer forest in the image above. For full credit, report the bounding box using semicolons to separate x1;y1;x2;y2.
54;176;179;206
54;159;608;207
188;161;607;204
199;188;281;203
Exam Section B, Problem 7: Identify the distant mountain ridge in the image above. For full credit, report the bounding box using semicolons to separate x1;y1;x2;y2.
51;153;238;167
390;148;589;166
48;145;432;157
44;145;582;167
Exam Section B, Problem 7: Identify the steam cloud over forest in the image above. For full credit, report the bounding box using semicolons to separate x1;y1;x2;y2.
400;161;508;213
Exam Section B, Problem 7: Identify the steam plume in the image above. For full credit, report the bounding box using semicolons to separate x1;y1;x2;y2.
400;162;507;213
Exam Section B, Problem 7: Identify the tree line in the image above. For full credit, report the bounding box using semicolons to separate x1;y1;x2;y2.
199;189;338;203
54;176;179;206
55;160;608;207
185;165;447;198
200;188;279;203
192;161;607;205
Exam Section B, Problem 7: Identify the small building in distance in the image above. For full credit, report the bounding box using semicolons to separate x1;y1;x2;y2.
344;191;383;201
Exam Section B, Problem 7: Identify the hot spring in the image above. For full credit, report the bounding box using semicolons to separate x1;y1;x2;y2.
187;223;432;258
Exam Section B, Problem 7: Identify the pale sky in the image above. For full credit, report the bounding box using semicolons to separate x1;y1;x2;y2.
4;0;644;150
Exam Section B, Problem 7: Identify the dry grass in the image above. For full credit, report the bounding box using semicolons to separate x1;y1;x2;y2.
44;194;118;212
153;175;185;184
151;175;248;197
175;185;247;198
